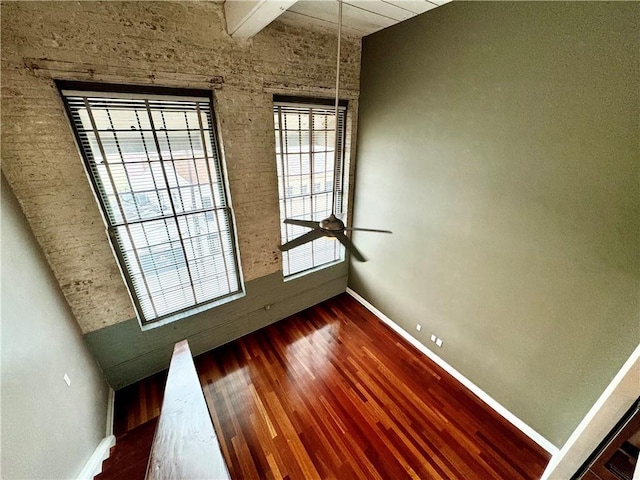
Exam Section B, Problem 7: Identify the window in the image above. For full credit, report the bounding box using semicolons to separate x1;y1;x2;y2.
60;83;243;325
274;97;347;277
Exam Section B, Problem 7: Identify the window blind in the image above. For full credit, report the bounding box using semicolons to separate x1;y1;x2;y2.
62;88;242;324
273;101;347;277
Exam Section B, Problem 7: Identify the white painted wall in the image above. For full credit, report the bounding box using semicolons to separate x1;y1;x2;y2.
1;175;110;479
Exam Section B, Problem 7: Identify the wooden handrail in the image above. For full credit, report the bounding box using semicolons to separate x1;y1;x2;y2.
145;340;230;480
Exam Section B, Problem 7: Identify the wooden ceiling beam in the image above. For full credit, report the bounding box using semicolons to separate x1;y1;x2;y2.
224;0;299;38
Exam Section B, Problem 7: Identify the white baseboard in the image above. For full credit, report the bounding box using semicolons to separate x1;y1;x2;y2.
76;434;116;480
106;387;115;437
77;387;117;480
346;287;559;456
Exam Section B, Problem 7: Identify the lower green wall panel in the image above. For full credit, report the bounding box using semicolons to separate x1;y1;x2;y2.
85;264;347;389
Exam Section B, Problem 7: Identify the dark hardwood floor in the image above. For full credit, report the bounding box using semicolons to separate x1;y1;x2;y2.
115;293;550;479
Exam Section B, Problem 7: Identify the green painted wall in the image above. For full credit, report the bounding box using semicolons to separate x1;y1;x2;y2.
85;265;347;389
350;1;639;448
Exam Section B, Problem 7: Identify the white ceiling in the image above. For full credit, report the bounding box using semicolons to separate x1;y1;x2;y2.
223;0;451;39
280;0;450;37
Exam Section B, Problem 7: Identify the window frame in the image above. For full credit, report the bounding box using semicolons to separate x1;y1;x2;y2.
273;95;349;278
58;81;244;327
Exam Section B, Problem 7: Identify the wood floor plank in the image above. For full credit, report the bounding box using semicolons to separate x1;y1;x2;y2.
115;293;551;479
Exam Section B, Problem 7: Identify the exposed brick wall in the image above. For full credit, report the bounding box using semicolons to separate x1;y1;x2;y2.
1;1;361;333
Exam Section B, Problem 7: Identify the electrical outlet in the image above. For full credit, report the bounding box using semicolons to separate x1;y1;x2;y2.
416;324;422;332
435;338;443;347
63;373;71;387
430;334;437;343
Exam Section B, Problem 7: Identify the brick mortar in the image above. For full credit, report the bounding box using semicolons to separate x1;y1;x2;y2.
1;1;361;333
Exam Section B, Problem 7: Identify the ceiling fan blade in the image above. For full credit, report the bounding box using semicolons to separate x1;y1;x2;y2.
345;227;392;234
334;232;366;262
279;228;325;252
283;218;320;229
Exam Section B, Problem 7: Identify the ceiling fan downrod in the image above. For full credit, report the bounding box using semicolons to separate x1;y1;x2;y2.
278;0;391;262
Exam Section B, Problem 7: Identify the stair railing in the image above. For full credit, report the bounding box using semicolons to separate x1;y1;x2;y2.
145;340;230;480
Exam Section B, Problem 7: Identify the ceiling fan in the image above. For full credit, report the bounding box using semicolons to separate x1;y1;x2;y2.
278;0;391;262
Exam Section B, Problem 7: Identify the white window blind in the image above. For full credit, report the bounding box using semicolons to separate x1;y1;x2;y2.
274;99;347;277
62;87;242;325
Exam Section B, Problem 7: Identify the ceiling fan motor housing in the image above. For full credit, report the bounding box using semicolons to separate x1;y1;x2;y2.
319;214;345;232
